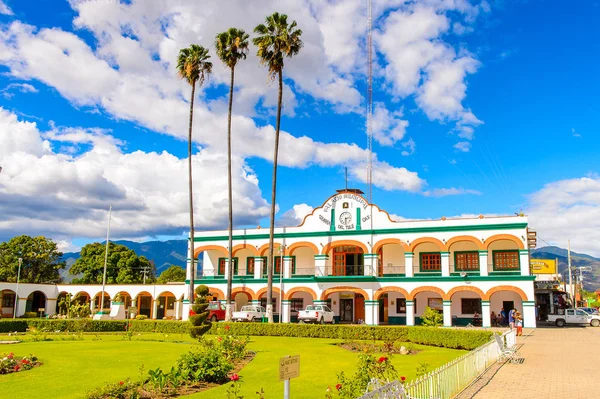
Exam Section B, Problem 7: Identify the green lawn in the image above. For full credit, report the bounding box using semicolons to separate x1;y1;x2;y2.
0;333;466;399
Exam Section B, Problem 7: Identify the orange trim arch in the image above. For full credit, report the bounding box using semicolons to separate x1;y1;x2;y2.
409;237;445;252
320;286;370;300
156;291;176;298
321;240;369;255
206;287;225;300
194;245;228;258
231;287;256;300
232;244;258;256
258;243;283;256
256;286;283;298
444;235;484;251
134;291;154;300
373;238;409;253
373;286;409;300
446;286;485;299
287;241;319;255
485;286;528;301
408;286;448;300
484;234;524;250
284;286;318;300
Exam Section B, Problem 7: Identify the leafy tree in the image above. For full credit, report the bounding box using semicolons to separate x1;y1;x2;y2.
156;265;186;284
189;285;212;339
177;44;213;304
69;242;155;284
421;306;443;327
0;235;65;283
253;12;303;322
215;27;250;320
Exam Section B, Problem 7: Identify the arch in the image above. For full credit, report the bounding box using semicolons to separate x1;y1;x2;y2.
408;286;447;300
72;290;91;300
484;234;524;250
373;286;410;300
232;244;259;257
231;287;256;301
372;238;409;254
447;286;485;299
284;286;317;300
113;290;132;301
287;241;319;255
258;243;283;256
194;244;228;258
156;290;176;299
409;237;445;252
320;286;370;300
256;286;283;299
444;235;484;251
321;240;368;255
485;285;528;301
206;287;225;300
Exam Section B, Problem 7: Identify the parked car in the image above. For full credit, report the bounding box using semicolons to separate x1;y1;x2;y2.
232;305;266;322
207;301;226;322
577;307;599;315
547;308;600;327
298;304;335;324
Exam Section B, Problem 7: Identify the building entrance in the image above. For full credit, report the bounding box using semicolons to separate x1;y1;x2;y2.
340;298;353;322
332;246;364;276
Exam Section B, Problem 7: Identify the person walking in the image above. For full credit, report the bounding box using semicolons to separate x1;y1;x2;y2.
515;310;523;336
508;308;516;329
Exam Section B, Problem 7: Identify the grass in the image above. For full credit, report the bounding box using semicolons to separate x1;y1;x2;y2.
0;333;466;399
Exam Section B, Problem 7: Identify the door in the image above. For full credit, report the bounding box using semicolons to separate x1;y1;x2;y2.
355;295;365;323
157;297;166;319
503;301;514;314
575;309;588;324
340;298;353;322
333;253;345;276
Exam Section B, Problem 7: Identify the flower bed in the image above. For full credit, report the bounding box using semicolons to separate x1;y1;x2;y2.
0;352;41;374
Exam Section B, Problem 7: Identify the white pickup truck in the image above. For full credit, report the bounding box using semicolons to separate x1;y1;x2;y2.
298;305;336;324
232;305;266;322
547;308;600;327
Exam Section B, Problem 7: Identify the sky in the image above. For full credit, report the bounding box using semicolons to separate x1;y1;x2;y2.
0;0;599;256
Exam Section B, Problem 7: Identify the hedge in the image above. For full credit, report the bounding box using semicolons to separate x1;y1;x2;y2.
209;323;493;350
0;319;190;334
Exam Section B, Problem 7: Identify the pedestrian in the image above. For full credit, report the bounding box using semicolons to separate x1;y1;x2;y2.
500;308;507;326
515;311;523;336
508;308;516;329
491;311;497;327
496;312;503;326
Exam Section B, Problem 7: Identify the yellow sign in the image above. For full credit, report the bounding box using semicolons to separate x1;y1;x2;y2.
279;355;300;381
530;259;557;274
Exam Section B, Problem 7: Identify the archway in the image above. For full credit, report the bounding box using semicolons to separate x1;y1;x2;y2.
487;287;526;327
56;291;69;315
135;291;153;318
25;291;47;316
448;286;485;326
447;237;482;274
156;291;176;319
321;287;369;324
410;287;445;326
288;243;318;276
286;287;316;322
410;239;444;275
373;240;407;277
92;292;111;313
231;287;255;311
331;244;365;276
1;289;16;318
374;287;410;325
194;245;228;278
257;287;282;322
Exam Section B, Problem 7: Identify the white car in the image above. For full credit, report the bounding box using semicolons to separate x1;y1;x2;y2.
232;305;266;322
547;308;600;327
298;305;336;324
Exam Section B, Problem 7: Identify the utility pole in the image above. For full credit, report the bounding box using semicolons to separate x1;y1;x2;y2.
12;258;22;319
100;206;112;314
567;239;573;308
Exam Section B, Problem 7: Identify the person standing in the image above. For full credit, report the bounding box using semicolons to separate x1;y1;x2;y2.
515;310;523;336
491;311;497;327
500;308;507;326
508;308;516;329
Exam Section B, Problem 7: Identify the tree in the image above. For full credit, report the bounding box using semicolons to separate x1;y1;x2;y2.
177;44;213;306
421;306;443;327
215;27;250;321
69;242;155;284
157;265;186;284
254;12;303;322
0;235;65;283
189;284;212;339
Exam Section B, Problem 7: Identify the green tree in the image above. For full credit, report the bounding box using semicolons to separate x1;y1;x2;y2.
421;306;443;327
215;27;250;320
189;284;212;339
0;235;65;283
253;12;303;322
176;44;213;304
69;242;155;284
156;265;186;284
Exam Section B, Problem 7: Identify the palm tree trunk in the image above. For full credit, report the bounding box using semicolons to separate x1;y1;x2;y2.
226;65;235;321
267;69;284;323
187;81;197;310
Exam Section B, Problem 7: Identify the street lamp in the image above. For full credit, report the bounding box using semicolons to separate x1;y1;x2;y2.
13;258;22;319
279;245;285;324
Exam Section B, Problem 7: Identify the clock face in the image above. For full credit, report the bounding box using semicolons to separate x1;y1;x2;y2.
339;211;352;225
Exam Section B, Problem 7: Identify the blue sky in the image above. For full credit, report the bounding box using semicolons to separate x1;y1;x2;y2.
0;0;599;255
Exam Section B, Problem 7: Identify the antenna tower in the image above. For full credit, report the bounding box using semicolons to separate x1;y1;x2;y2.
366;0;373;204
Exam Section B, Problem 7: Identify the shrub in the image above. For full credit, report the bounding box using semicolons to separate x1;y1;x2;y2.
0;319;191;334
0;352;40;374
86;378;140;399
176;345;233;383
21;312;39;319
421;306;443;327
135;315;148;320
189;285;211;339
336;354;398;398
0;320;28;333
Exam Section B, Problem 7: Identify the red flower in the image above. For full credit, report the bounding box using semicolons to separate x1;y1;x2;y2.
8;353;13;359
14;365;20;372
230;373;240;381
22;359;29;364
119;381;124;385
400;376;406;382
378;356;388;363
336;383;342;391
225;325;231;331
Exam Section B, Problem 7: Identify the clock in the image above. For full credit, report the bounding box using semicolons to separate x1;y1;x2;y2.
339;211;352;225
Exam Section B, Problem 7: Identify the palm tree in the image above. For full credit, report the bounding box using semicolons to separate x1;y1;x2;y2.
176;44;212;311
215;28;250;321
253;12;303;322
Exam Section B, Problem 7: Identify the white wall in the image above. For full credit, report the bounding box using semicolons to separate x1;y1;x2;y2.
294;247;315;275
414;291;443;316
450;291;482;316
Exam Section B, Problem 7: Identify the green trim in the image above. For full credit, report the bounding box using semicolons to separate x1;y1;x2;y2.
364;300;379;304
356;207;361;231
453;251;480;273
489;271;521;276
419;252;442;273
363;253;378;258
450;272;480;276
492;250;520;271
519;249;529;255
478;250;488;254
482;301;491;305
281;300;291;304
330;209;335;232
314;300;327;304
406;300;415;305
440;252;450;257
314;255;329;259
523;301;536;305
414;272;442;277
443;300;452;304
193;223;528;242
182;300;189;304
111;302;124;305
405;252;414;258
217;257;239;276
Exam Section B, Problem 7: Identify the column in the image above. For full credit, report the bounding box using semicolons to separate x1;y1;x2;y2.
181;300;190;321
405;253;414;277
441;252;450;277
519;250;530;276
46;299;57;317
131;300;137;319
281;300;291;323
152;300;158;320
175;300;181;320
364;254;378;277
89;298;95;314
443;300;452;327
17;298;27;318
406;300;415;326
283;256;293;278
251;299;261;307
365;300;379;325
253;257;264;279
482;300;491;328
315;255;329;276
223;258;231;280
522;300;537;328
478;250;489;276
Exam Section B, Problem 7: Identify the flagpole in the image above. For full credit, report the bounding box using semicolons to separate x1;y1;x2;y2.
100;206;112;314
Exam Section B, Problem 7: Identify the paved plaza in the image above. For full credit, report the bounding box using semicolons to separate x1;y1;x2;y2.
459;326;600;399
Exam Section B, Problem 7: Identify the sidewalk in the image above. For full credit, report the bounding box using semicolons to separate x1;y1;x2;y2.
461;326;600;399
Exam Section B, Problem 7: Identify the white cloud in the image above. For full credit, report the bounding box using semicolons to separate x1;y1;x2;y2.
526;176;600;257
454;141;471;152
1;82;38;98
423;187;481;197
572;128;581;138
401;138;416;156
0;0;12;15
277;203;314;227
371;102;409;146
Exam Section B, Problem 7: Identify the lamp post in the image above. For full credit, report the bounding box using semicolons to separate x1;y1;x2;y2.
13;257;22;319
279;244;284;323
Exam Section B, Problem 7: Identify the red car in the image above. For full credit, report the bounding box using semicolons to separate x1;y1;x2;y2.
207;301;226;322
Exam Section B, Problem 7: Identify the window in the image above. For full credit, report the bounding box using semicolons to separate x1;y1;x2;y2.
166;296;175;310
262;257;282;275
396;298;406;314
420;253;441;271
455;252;479;271
218;258;238;275
290;298;304;312
247;258;255;275
428;298;443;311
493;251;520;270
2;293;15;307
260;297;277;311
461;298;482;314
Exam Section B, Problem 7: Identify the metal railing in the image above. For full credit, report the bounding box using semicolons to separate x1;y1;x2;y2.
401;329;517;399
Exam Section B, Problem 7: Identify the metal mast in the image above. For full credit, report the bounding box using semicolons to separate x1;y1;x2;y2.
366;0;373;204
